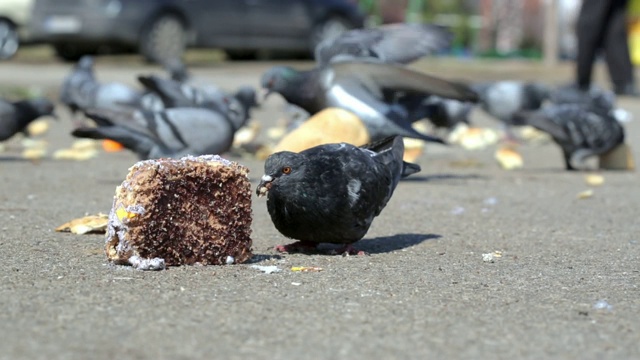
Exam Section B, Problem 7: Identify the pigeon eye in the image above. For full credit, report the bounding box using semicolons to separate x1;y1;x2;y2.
282;166;292;174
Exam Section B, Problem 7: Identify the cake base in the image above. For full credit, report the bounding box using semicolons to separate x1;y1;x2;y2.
105;155;253;269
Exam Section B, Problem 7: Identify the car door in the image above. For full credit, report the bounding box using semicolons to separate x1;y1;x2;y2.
182;0;249;47
244;0;311;42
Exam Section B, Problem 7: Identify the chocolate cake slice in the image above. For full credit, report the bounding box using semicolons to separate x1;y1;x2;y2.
105;155;253;270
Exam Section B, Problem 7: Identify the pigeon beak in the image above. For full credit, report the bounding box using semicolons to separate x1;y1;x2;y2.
256;174;273;197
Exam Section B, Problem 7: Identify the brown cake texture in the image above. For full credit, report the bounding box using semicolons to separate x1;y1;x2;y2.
105;155;253;270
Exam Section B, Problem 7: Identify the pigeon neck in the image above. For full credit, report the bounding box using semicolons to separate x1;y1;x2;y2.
278;69;320;111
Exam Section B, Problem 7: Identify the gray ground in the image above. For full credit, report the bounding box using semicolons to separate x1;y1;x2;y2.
0;56;639;360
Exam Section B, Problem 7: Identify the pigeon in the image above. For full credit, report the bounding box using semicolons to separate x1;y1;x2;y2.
256;135;421;255
161;57;190;83
314;23;453;67
471;81;550;123
137;75;258;131
391;94;473;129
260;62;478;143
230;85;259;130
549;83;616;117
0;97;56;141
509;104;625;170
71;107;235;160
59;56;142;116
137;74;227;111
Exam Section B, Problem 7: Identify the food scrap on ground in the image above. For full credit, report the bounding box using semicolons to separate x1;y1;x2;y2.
291;266;323;272
55;213;109;234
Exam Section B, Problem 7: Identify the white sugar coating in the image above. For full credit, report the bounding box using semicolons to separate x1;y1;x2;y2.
180;154;234;166
125;204;145;215
128;255;166;271
129;155;235;171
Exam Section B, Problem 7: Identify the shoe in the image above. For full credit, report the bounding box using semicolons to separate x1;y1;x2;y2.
614;84;640;97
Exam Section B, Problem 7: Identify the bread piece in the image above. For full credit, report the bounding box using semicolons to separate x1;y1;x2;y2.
106;155;253;269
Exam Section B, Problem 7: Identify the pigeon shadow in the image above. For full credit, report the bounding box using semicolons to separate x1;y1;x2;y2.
246;254;284;263
0;155;40;162
354;233;441;254
401;173;487;182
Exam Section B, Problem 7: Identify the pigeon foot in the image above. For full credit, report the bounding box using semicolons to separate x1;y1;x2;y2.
329;244;368;256
274;241;318;253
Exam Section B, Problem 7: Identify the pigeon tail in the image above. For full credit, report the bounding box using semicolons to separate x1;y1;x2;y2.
71;126;153;159
401;162;421;178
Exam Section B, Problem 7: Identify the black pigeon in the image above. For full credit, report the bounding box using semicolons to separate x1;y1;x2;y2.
59;56;142;116
261;62;478;143
510;104;625;170
0;97;55;141
471;80;550;123
314;23;453;67
256;136;421;255
391;93;473;129
72;107;235;160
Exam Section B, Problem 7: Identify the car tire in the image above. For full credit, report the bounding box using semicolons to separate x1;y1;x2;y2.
139;14;186;64
0;19;19;60
309;16;352;53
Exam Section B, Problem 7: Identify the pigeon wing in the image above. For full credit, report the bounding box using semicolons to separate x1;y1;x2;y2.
315;23;452;66
332;62;478;103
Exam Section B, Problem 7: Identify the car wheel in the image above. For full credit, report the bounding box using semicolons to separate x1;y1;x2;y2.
0;20;19;60
140;14;186;64
309;16;352;52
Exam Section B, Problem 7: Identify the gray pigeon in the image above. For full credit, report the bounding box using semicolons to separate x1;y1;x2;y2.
260;62;478;143
471;81;550;123
60;56;142;116
72;107;235;160
137;74;227;111
256;135;420;255
137;75;257;131
314;23;453;67
549;83;616;117
0;97;55;141
510;104;625;170
162;57;190;82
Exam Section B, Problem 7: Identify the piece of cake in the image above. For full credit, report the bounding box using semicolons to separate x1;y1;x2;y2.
105;155;253;270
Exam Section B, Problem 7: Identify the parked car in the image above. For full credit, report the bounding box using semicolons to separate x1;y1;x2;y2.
0;0;34;59
28;0;366;62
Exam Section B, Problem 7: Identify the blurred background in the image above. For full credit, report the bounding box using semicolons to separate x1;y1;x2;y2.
0;0;638;65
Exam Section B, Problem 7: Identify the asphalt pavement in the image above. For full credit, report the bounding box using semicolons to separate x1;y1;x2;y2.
0;56;638;360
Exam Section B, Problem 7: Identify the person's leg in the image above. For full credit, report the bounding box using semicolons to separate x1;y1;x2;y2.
603;0;637;94
575;0;613;90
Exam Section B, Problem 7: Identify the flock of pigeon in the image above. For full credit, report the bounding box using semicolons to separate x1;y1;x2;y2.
0;23;631;255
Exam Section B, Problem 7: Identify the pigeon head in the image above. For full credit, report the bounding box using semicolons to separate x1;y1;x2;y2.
163;58;189;82
234;86;259;109
524;82;551;106
256;151;307;198
76;56;95;70
260;66;299;99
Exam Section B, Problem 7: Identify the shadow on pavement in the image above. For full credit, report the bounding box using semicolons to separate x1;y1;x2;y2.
357;233;441;254
401;173;486;182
